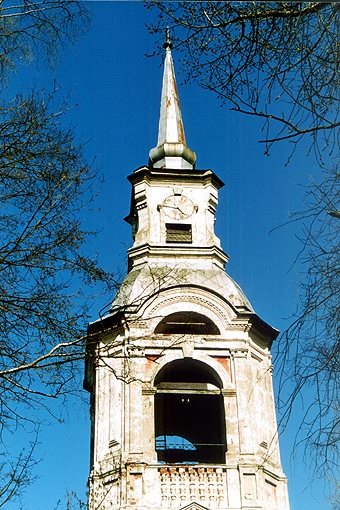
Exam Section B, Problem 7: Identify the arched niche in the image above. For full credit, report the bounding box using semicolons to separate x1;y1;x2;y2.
154;358;226;464
154;311;220;335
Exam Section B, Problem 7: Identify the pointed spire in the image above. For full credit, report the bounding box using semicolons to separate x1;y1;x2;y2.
149;30;196;170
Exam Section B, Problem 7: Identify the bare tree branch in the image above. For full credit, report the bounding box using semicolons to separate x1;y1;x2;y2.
149;2;340;154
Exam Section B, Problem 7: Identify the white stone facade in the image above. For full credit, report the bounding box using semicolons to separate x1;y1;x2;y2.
86;273;290;510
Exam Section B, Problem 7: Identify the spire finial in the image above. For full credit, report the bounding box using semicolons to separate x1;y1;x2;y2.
163;27;172;50
149;29;196;170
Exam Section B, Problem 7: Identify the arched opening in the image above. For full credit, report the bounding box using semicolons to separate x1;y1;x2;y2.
154;359;226;464
154;312;220;335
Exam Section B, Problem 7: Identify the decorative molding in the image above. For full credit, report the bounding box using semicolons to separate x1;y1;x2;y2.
148;293;231;325
136;202;147;211
261;466;288;483
250;352;263;363
135;192;147;210
230;349;248;358
158;466;227;508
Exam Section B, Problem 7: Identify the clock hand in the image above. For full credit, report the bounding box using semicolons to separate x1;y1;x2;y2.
165;206;183;213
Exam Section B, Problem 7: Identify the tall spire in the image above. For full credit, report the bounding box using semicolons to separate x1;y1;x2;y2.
149;31;196;170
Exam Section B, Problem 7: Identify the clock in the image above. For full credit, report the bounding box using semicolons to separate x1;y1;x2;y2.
162;194;195;220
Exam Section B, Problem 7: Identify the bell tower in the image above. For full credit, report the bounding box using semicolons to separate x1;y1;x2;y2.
85;36;290;510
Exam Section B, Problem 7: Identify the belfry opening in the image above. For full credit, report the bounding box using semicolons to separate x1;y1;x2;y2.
154;358;226;464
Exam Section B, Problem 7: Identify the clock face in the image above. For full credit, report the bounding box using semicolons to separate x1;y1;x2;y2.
162;194;195;220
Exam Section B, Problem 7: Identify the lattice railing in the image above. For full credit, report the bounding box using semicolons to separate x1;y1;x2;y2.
158;466;227;508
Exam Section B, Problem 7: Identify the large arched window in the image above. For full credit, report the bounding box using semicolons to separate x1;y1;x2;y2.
154;359;226;464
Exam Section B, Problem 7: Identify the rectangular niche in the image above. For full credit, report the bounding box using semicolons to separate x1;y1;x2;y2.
242;473;257;503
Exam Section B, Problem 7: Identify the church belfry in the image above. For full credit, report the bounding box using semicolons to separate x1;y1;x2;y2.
85;38;290;510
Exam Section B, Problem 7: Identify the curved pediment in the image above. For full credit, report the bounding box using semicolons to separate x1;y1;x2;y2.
139;283;243;338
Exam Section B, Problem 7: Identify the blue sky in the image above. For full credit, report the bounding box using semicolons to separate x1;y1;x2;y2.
8;2;334;509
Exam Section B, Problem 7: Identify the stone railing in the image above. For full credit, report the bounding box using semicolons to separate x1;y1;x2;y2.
158;466;227;508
